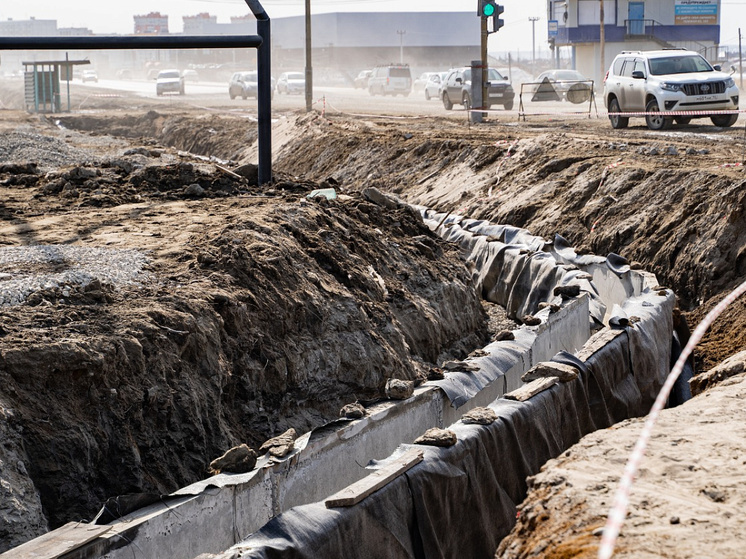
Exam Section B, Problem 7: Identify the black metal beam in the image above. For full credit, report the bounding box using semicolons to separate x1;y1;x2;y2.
0;35;262;50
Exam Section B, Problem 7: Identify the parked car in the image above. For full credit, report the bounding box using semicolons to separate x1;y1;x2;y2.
181;69;199;82
440;67;514;110
228;71;275;100
414;72;439;93
354;70;372;89
277;72;305;95
156;69;184;96
424;71;448;101
81;69;98;83
534;69;590;101
603;49;740;130
368;64;412;96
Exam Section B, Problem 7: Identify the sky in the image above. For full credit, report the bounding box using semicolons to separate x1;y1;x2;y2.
1;1;746;57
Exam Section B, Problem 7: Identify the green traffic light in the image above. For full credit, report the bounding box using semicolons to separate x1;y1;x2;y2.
483;3;495;16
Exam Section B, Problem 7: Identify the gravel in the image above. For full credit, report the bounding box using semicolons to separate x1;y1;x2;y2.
0;245;150;307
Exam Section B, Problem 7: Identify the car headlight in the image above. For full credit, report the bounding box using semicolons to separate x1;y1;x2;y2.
725;77;736;88
660;82;682;92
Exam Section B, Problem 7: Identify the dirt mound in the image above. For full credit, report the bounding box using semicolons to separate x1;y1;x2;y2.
0;114;489;549
263;114;746;370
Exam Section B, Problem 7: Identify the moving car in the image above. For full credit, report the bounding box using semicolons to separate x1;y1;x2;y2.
277;72;305;95
228;71;275;100
368;64;412;96
156;69;184;96
414;72;438;93
440;67;514;110
424;71;448;101
354;70;372;89
81;69;98;83
603;49;740;130
533;69;590;102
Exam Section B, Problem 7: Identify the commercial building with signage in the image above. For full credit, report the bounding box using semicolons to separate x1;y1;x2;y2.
547;0;722;83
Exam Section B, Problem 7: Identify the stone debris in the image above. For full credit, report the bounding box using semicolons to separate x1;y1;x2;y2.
461;407;498;425
414;427;457;447
385;378;414;400
260;428;297;458
427;367;445;381
208;444;257;474
537;302;561;313
522;314;542;326
690;349;746;396
553;285;581;298
493;330;516;341
521;362;580;383
340;402;366;419
442;360;480;372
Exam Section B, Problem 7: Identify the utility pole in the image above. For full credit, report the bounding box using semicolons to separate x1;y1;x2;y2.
528;16;540;64
397;30;406;64
596;0;606;83
304;0;312;112
738;27;743;89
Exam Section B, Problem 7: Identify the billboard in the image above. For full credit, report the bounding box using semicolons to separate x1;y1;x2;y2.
675;0;717;25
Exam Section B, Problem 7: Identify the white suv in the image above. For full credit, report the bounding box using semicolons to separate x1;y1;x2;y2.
603;49;739;130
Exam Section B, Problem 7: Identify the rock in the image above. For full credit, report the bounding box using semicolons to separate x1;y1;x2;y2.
521;362;579;383
522;314;542;326
538;302;561;313
670;516;680;525
260;428;297;458
461;407;498;425
414;427;457;447
340;402;366;419
427;367;445;380
234;163;259;185
185;183;205;197
442;360;480;372
209;444;257;474
493;330;515;341
553;284;581;298
385;378;414;400
362;186;399;209
665;145;679;156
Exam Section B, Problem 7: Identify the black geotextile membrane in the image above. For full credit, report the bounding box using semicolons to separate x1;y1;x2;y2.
228;304;670;559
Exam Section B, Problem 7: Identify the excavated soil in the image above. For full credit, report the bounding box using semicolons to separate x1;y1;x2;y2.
2;85;746;556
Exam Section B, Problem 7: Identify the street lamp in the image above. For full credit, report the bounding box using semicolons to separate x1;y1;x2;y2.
528;16;540;63
396;29;405;64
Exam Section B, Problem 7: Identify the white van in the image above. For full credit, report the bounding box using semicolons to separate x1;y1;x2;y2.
367;64;412;97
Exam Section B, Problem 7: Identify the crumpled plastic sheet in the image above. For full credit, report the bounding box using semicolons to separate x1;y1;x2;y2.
423;211;608;325
218;295;673;559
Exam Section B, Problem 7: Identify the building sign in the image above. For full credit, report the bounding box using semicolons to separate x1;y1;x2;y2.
548;20;558;37
675;0;717;25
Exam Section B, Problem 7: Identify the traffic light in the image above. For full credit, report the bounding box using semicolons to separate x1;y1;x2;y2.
478;0;497;18
493;4;505;31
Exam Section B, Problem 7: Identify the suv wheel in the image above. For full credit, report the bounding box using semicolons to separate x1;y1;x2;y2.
645;99;672;131
442;93;453;110
425;90;431;101
608;98;629;129
504;100;514;111
711;114;738;127
462;93;471;111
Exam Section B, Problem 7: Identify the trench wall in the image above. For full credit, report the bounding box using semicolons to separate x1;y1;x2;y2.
7;210;672;559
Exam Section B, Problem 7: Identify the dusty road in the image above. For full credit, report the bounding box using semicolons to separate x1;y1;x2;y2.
1;80;745;557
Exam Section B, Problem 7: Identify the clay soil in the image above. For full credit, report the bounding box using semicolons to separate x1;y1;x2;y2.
2;85;746;556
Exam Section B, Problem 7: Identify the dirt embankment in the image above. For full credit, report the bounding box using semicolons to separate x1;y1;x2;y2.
0;112;489;549
3;102;746;555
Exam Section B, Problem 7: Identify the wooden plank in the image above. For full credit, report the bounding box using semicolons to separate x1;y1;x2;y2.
504;376;559;402
576;328;625;362
325;448;424;508
0;522;111;559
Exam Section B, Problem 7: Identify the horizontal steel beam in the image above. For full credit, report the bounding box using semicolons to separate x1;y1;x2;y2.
0;35;262;50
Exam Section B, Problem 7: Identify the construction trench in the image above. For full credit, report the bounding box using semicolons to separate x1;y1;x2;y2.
8;201;678;559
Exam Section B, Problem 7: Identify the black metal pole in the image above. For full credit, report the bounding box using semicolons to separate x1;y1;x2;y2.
244;0;272;186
